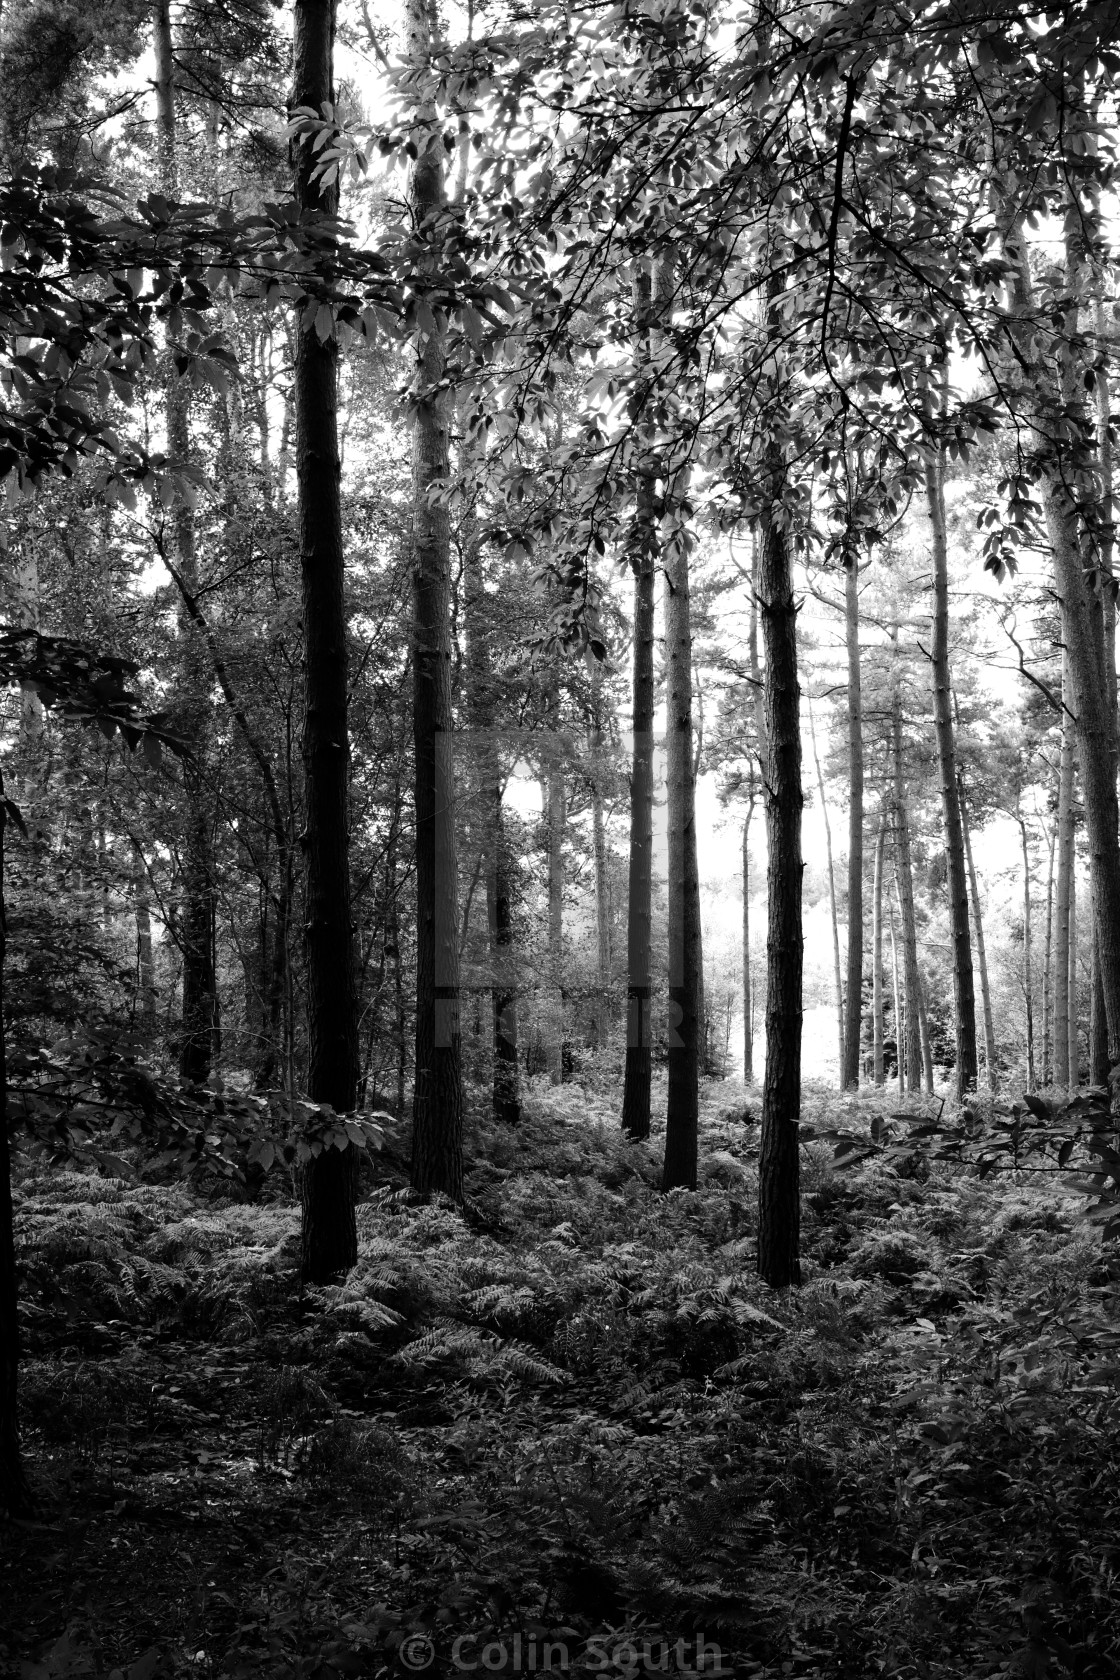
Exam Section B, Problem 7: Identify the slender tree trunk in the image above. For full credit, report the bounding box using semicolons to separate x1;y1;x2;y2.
1054;651;1076;1091
407;0;463;1197
1042;820;1056;1088
291;0;360;1280
890;897;904;1098
742;795;755;1083
959;776;997;1094
1068;847;1079;1090
1091;914;1109;1086
872;813;885;1086
663;517;701;1192
0;785;32;1515
808;697;844;1079
1017;815;1036;1090
917;971;934;1094
927;429;977;1096
543;705;566;1085
756;493;803;1289
134;842;157;1024
620;267;659;1141
891;661;922;1095
155;0;217;1086
590;681;612;1052
842;558;864;1087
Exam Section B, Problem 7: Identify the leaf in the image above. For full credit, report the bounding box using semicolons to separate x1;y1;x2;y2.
313;302;334;343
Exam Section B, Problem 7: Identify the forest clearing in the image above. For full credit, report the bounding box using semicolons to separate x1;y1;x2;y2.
2;0;1120;1676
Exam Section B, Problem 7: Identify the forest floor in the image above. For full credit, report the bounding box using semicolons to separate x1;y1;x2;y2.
3;1075;1119;1680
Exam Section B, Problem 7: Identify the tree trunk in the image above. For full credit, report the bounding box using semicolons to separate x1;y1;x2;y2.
408;0;463;1199
890;897;904;1098
872;812;885;1086
663;518;701;1192
292;0;360;1281
842;558;864;1087
959;776;997;1094
1068;845;1079;1090
590;676;612;1052
1017;814;1036;1090
155;0;217;1087
891;660;923;1095
927;428;977;1096
543;705;566;1085
133;842;157;1025
620;266;660;1142
1091;915;1109;1086
1042;819;1056;1088
0;786;32;1515
808;696;844;1079
1054;650;1075;1092
755;496;803;1289
742;796;755;1083
917;970;935;1094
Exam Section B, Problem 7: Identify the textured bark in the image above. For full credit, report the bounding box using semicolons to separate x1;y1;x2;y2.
663;525;700;1192
292;0;360;1281
156;0;217;1086
842;559;864;1088
960;778;997;1094
1054;651;1075;1091
590;676;612;1052
916;972;934;1095
808;698;844;1078
1068;852;1079;1090
1042;822;1056;1088
462;495;519;1125
1017;816;1036;1090
408;0;463;1198
890;899;904;1098
0;790;32;1515
543;697;566;1086
891;666;923;1095
1090;915;1109;1087
756;501;803;1289
872;813;885;1086
133;842;156;1025
927;437;977;1096
742;799;755;1083
620;266;659;1142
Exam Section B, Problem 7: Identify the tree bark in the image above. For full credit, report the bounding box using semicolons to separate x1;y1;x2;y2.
959;775;997;1094
742;796;755;1083
808;696;844;1079
663;517;701;1192
1017;814;1036;1090
842;558;864;1087
133;841;157;1025
620;266;660;1142
916;970;935;1094
890;897;904;1098
407;0;463;1198
755;497;803;1289
872;812;885;1086
1068;844;1079;1091
927;426;977;1096
891;654;923;1095
292;0;360;1281
1042;818;1056;1088
590;673;612;1052
1054;650;1075;1092
0;786;32;1515
543;699;566;1085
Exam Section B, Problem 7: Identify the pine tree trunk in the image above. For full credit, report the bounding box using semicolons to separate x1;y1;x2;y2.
663;523;700;1192
134;842;156;1025
917;971;935;1094
742;798;754;1083
842;558;864;1088
1090;916;1109;1086
407;0;463;1199
620;267;659;1142
0;789;32;1515
155;0;217;1086
959;776;998;1094
872;813;885;1086
543;708;566;1085
1068;848;1079;1090
891;664;923;1096
808;698;844;1079
1018;815;1037;1090
890;898;904;1097
590;680;612;1052
1042;821;1056;1088
292;0;360;1280
927;431;977;1096
756;497;803;1289
1054;651;1076;1092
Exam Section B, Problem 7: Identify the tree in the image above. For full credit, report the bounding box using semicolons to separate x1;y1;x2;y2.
291;0;360;1282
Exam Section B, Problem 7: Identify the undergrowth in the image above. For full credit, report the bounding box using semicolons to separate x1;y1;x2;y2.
4;1077;1119;1680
